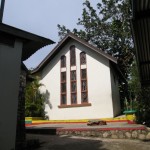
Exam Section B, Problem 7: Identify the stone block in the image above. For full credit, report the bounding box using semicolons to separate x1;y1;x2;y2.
147;128;150;132
146;132;150;140
111;134;118;139
132;131;138;139
138;134;146;140
125;132;131;139
103;132;111;138
141;130;147;135
118;131;124;139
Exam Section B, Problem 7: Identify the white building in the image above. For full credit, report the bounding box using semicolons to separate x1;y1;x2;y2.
32;33;122;120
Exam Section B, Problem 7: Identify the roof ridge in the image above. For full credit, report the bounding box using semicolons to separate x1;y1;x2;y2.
32;32;117;74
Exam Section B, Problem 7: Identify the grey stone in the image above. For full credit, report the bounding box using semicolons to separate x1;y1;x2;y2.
65;131;69;134
68;131;72;135
81;131;86;136
125;132;131;139
96;132;102;137
147;128;150;132
118;131;124;139
90;131;96;136
138;134;146;140
86;131;91;136
111;134;118;139
132;131;138;139
146;132;150;140
94;131;100;137
141;130;147;134
59;131;64;135
103;132;111;138
137;130;142;134
110;130;117;134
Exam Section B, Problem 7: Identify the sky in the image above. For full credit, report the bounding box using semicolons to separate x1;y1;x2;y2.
2;0;100;69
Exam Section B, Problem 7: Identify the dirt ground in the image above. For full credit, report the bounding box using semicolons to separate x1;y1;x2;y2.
26;134;150;150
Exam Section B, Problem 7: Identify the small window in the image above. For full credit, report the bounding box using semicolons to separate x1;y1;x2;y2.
61;95;66;105
61;55;66;68
81;69;88;103
61;72;66;82
80;52;86;65
81;92;88;103
81;69;87;79
71;70;76;81
81;80;87;91
70;45;76;66
61;83;66;93
70;70;77;104
71;93;77;104
61;72;67;105
71;82;76;92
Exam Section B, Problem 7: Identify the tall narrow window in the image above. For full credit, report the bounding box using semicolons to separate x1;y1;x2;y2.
61;55;66;68
70;70;77;104
80;52;88;103
80;52;86;65
70;45;76;66
61;72;67;105
81;69;88;103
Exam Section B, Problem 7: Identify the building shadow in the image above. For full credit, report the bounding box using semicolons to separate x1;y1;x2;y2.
26;134;108;150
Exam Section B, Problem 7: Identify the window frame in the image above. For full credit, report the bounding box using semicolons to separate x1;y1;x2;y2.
70;70;77;104
60;71;67;105
70;45;76;66
80;52;88;103
80;51;86;65
61;55;66;68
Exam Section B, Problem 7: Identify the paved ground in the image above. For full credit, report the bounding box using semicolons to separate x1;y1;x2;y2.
26;134;150;150
26;122;145;129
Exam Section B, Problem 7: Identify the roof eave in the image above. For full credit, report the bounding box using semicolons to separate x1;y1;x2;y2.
0;23;55;61
32;32;117;74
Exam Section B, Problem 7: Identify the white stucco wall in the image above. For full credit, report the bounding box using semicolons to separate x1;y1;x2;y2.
40;40;117;120
0;40;22;150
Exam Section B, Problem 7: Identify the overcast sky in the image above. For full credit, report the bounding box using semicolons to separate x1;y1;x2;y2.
2;0;100;69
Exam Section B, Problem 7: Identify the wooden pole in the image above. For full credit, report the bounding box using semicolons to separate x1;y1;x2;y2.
0;0;5;23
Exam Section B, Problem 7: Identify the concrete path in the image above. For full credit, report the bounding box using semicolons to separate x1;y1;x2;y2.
27;134;150;150
26;122;145;130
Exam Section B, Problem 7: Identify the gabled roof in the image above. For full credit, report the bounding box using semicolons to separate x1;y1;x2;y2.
0;23;55;61
32;32;117;74
131;0;150;86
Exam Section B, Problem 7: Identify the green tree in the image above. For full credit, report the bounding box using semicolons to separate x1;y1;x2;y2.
25;76;45;117
128;59;150;126
58;0;134;79
128;58;140;98
58;0;134;110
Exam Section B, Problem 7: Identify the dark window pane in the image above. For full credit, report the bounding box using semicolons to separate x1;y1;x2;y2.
80;52;86;65
71;71;76;80
81;92;88;103
81;80;87;91
71;82;76;92
61;95;66;104
61;72;66;82
61;83;66;93
70;45;76;66
61;56;66;68
71;93;77;104
81;69;86;79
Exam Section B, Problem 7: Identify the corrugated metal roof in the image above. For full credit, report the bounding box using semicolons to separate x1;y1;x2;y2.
131;0;150;86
